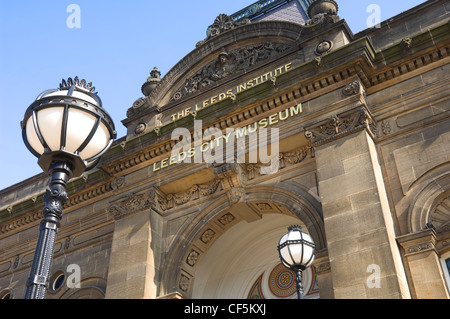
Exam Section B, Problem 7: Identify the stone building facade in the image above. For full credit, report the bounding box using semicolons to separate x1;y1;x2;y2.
1;0;449;299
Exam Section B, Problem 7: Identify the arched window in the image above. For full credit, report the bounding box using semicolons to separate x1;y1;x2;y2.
441;256;450;293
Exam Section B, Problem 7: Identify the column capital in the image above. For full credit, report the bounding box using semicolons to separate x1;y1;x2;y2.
305;105;376;147
107;186;163;220
397;229;438;257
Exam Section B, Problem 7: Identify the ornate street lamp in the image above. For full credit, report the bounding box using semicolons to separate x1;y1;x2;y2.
21;77;116;299
277;225;316;299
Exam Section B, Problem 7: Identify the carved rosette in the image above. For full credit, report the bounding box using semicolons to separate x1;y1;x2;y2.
315;40;333;56
179;274;190;292
127;97;148;119
305;106;377;147
201;229;216;244
186;250;200;267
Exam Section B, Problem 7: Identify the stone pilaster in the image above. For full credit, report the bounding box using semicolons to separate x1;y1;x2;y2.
105;189;163;299
314;250;334;299
397;229;450;299
306;104;411;299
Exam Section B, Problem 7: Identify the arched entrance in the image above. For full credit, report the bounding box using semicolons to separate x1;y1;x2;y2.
160;183;325;299
192;213;319;299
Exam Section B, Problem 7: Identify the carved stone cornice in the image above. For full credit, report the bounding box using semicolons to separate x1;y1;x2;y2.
0;210;41;234
304;106;377;147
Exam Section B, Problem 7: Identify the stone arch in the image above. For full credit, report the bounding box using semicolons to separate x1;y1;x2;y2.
159;181;324;298
406;163;450;233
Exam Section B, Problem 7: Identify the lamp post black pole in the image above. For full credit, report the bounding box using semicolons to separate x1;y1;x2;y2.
24;161;72;299
294;267;304;300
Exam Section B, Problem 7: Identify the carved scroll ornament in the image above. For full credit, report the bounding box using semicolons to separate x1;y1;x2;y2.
198;14;250;45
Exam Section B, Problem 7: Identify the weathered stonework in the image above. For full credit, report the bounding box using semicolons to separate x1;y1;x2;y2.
1;0;449;300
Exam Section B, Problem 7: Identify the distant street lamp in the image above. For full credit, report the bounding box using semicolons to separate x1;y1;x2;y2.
277;225;316;299
21;77;116;299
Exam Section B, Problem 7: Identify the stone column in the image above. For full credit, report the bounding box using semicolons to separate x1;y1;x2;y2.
105;189;163;299
314;251;334;299
306;103;411;299
398;229;450;299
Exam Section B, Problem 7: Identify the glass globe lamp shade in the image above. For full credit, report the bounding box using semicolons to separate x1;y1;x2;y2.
21;77;116;177
278;225;316;270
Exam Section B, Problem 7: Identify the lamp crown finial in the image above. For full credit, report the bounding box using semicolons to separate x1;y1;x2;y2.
60;76;96;93
288;225;303;232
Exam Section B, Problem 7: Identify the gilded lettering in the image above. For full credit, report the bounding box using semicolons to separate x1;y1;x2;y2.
223;132;233;143
201;142;209;152
258;118;268;128
178;151;187;162
285;62;292;71
290;103;303;117
248;122;258;133
169;155;177;165
235;127;247;139
169;62;295;122
279;109;289;121
269;113;279;125
161;158;169;169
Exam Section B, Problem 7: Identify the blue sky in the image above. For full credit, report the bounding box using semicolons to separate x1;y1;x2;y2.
0;0;425;191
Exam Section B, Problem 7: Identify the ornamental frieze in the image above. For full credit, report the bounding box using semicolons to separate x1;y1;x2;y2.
157;179;222;211
246;145;313;180
171;42;291;102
